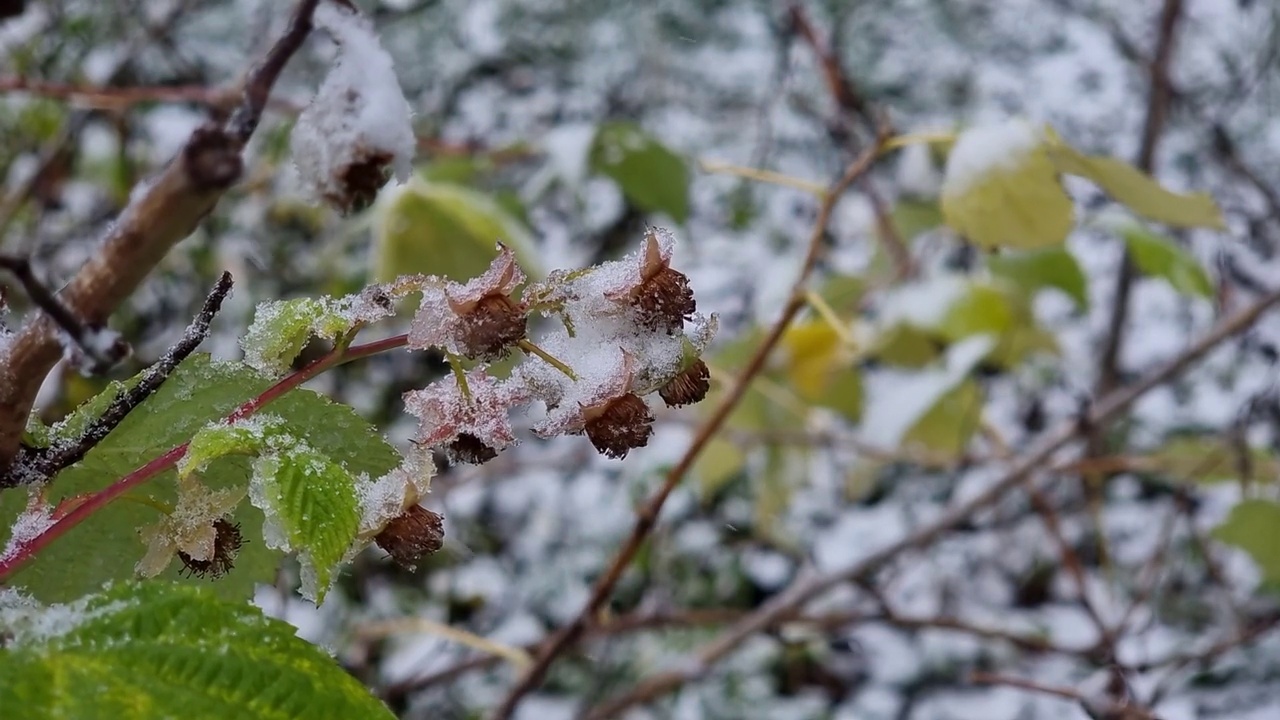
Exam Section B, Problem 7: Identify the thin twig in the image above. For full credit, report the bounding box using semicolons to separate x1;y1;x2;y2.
579;286;1280;719
1096;0;1185;398
0;254;129;373
490;126;892;720
4;273;234;487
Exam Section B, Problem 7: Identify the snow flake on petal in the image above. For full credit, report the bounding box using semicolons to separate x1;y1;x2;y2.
404;371;523;463
408;245;529;359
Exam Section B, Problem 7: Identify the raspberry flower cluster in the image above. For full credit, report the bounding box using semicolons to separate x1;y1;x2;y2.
403;228;715;462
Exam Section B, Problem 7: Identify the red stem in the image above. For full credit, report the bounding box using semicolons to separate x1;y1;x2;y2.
0;333;408;580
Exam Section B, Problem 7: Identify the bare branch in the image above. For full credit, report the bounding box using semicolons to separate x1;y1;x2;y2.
3;272;234;488
580;285;1280;719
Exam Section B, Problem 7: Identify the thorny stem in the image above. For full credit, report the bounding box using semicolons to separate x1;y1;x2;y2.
491;125;891;720
516;339;578;381
0;332;409;580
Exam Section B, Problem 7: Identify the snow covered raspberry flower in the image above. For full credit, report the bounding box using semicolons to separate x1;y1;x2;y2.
135;478;245;579
291;2;416;214
408;244;529;361
403;369;524;464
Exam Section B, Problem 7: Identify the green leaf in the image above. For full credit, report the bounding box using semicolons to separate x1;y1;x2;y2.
588;122;691;223
1122;227;1214;298
1139;437;1279;485
1046;132;1225;230
240;297;365;377
1212;499;1280;586
903;378;982;457
988;247;1089;309
940;121;1074;250
1;355;399;603
179;417;286;479
0;582;394;719
938;283;1014;342
372;177;540;284
250;449;361;602
869;324;943;368
886;198;943;242
695;438;747;499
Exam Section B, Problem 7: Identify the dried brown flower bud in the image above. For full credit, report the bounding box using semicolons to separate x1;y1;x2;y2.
375;505;445;569
583;393;655;459
177;519;244;579
619;230;695;333
445;432;500;465
450;292;528;360
659;359;710;408
326;148;395;214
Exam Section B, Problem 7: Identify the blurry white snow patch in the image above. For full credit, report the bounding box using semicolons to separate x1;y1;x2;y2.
291;3;415;207
861;335;995;449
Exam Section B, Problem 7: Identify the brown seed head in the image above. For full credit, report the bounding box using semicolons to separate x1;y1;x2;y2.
375;505;446;569
659;359;710;408
446;432;500;465
178;519;244;579
324;149;395;215
619;231;695;333
450;293;528;360
583;393;655;459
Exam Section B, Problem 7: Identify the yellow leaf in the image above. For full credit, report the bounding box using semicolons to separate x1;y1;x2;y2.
781;321;862;421
941;120;1075;249
1045;132;1224;230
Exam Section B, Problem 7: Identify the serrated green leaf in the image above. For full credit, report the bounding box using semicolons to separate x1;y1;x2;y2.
179;418;285;479
251;449;360;602
1212;499;1280;586
941;122;1074;250
372;177;540;284
240;297;360;377
0;582;394;719
1046;133;1225;230
1122;227;1214;298
588;122;691;223
1;355;399;603
988;247;1089;309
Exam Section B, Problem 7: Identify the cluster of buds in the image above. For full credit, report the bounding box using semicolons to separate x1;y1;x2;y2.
403;228;714;462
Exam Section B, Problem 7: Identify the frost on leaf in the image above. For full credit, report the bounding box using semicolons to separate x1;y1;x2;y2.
136;477;245;579
403;370;524;464
291;2;415;214
248;446;360;603
241;287;395;377
940;118;1074;250
407;244;528;360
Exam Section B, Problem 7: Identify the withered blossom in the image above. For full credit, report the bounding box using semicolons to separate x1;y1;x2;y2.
409;244;528;360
